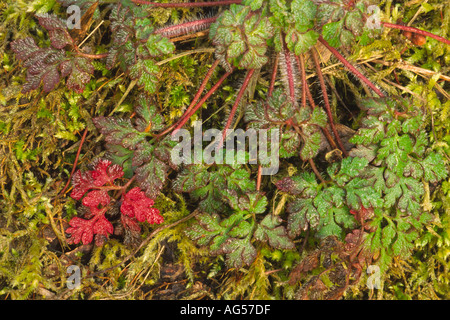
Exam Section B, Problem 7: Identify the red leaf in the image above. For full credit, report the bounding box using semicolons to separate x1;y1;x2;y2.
82;189;110;208
70;169;94;200
36;13;73;49
70;159;124;200
91;158;124;187
66;210;113;245
93;215;114;236
66;216;95;245
121;187;163;224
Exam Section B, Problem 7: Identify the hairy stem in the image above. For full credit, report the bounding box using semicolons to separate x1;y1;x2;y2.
131;0;242;7
318;36;385;98
282;38;297;105
311;47;348;157
154;16;218;38
382;22;450;46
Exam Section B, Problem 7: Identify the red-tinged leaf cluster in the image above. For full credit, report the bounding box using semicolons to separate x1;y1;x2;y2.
121;187;163;224
66;210;113;246
66;159;162;246
10;13;94;93
70;158;124;200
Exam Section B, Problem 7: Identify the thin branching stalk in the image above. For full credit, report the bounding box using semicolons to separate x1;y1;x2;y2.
156;59;220;138
220;69;255;146
300;59;339;150
59;128;89;196
173;68;234;132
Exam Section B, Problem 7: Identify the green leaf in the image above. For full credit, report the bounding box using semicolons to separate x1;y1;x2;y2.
242;0;264;11
322;20;344;48
254;215;295;249
345;177;382;210
60;56;94;94
291;0;317;28
275;172;319;197
286;198;320;237
146;34;175;57
221;237;257;269
299;126;322;160
309;107;328;127
344;10;364;36
93;117;149;149
129;59;160;94
422;152;448;183
133;137;176;199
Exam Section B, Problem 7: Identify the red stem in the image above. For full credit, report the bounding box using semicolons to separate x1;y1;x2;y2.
268;53;279;98
173;68;234;133
318;36;385;98
60;128;89;195
299;58;339;150
74;45;108;59
295;54;307;109
221;69;255;144
311;47;349;157
157;60;220;138
256;165;262;191
154;16;218;38
282;39;297;105
131;0;242;7
382;22;450;46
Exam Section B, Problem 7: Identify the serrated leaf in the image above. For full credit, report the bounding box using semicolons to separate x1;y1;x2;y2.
211;4;273;69
345;177;382;210
133;95;165;132
11;38;66;93
309;107;328;127
60;56;94;93
254;215;294;249
146;34;175;57
275;171;319;197
300;126;322;160
291;0;317;28
242;0;264;11
36;13;73;49
129;59;160;94
221;237;257;269
93;117;149;149
286;198;320;237
104;144;136;179
322;20;344;48
133;138;175;199
422;152;448;183
285;28;319;55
